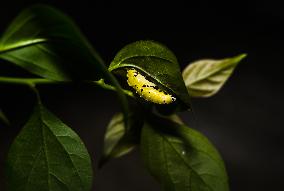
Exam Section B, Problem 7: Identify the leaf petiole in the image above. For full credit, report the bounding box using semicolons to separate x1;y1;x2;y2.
92;79;134;98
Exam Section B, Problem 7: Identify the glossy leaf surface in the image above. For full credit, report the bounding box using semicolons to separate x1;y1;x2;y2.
0;4;130;135
182;54;246;97
0;5;105;81
141;117;229;191
6;104;93;191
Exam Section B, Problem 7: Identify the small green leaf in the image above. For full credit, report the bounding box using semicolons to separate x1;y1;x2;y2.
141;116;229;191
100;112;143;167
167;114;184;125
102;113;135;159
0;109;10;125
182;54;246;97
109;40;191;109
6;104;93;191
0;4;105;81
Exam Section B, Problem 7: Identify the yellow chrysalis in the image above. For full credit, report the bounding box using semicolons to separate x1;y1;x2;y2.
127;69;176;104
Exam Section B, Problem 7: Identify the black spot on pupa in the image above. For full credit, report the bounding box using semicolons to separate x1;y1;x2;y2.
142;85;146;87
153;86;159;90
141;89;143;92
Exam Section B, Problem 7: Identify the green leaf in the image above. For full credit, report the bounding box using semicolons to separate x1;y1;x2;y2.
100;112;143;167
101;113;134;162
6;104;93;191
182;54;246;97
166;114;184;125
0;4;105;81
0;109;10;125
109;40;191;109
141;116;229;191
0;4;130;133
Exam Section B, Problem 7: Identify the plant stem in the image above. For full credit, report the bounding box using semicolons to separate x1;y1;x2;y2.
0;76;134;98
0;77;56;87
93;79;134;98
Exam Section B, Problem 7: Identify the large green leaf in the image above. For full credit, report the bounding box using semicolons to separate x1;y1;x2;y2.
182;54;246;97
0;4;105;81
141;116;229;191
0;108;9;125
109;40;191;109
0;4;130;132
100;112;143;167
6;104;93;191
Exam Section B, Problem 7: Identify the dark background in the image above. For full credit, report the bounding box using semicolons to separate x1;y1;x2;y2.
0;0;283;191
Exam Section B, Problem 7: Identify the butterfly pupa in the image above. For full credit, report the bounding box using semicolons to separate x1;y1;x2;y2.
127;68;176;104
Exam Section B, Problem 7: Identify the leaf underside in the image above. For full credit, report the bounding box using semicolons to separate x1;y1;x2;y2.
100;112;144;167
182;54;246;97
101;113;136;161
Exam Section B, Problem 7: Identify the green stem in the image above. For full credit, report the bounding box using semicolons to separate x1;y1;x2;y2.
0;76;134;98
93;79;134;98
0;77;56;87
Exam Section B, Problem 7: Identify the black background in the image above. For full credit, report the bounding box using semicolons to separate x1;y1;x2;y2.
0;0;283;191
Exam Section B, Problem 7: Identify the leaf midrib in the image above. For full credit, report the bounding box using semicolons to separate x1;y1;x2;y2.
113;54;176;69
0;38;48;55
24;147;44;191
185;61;237;86
41;123;51;191
43;122;85;191
161;134;215;191
166;135;226;171
38;106;86;191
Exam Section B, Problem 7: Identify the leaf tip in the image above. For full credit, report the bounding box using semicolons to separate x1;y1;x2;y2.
235;53;247;62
